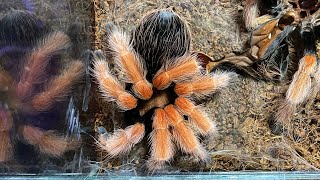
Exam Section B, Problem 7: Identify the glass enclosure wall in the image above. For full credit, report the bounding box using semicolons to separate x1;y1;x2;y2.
0;0;91;173
1;0;320;177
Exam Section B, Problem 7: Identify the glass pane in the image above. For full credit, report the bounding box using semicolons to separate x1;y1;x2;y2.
0;0;91;173
1;0;320;178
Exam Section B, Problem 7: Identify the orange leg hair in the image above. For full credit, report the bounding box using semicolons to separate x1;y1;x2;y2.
21;125;72;157
147;108;174;170
164;105;208;161
175;97;216;136
175;72;233;98
108;29;153;100
0;110;13;162
276;54;317;123
98;123;145;157
153;54;201;90
32;60;84;111
16;32;70;99
92;51;137;110
311;63;320;96
0;70;13;91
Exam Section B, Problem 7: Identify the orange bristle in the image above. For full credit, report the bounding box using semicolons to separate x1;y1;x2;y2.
175;97;216;135
98;123;145;157
175;72;233;98
311;63;320;96
133;80;153;100
276;54;316;123
108;30;153;100
147;108;174;170
164;105;208;161
244;0;259;30
0;70;13;91
92;55;137;110
21;125;71;157
152;72;170;90
0;132;12;162
275;101;296;124
153;55;201;90
286;54;316;104
0;110;12;131
117;93;138;110
16;31;70;99
0;111;13;162
31;60;84;111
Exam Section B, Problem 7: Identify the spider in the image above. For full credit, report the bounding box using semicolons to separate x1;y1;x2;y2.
207;0;320;125
92;9;235;171
0;11;84;164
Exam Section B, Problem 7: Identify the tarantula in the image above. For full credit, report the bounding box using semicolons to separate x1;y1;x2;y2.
0;11;83;164
208;0;320;125
92;10;235;171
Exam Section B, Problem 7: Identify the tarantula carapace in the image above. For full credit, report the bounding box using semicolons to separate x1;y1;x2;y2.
92;10;235;171
0;11;84;164
208;1;320;125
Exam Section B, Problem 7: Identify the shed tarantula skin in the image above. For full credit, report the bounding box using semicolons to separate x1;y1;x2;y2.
92;10;235;171
243;0;278;30
0;11;84;163
244;0;320;31
209;1;320;124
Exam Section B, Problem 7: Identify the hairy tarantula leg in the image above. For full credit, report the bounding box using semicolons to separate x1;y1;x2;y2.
164;105;209;161
153;54;201;90
276;54;317;123
16;31;70;99
21;125;75;157
311;63;320;96
0;109;13;162
175;72;234;98
98;123;145;157
0;70;13;91
31;60;84;111
108;29;153;100
175;97;216;136
147;108;174;170
244;0;259;30
92;51;137;110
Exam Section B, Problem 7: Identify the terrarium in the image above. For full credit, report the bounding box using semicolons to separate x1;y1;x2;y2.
0;0;320;179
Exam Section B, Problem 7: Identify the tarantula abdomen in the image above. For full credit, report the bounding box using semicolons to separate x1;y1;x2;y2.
0;10;48;47
131;9;191;80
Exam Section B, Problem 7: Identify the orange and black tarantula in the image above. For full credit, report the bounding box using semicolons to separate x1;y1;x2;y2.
0;11;84;167
92;10;235;171
209;0;320;125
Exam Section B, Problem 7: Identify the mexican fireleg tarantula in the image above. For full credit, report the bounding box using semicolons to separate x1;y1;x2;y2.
0;11;84;164
92;10;235;170
210;0;320;124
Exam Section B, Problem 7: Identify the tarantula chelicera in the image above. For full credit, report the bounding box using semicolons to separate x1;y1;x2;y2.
209;0;320;124
0;11;84;164
92;10;235;170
